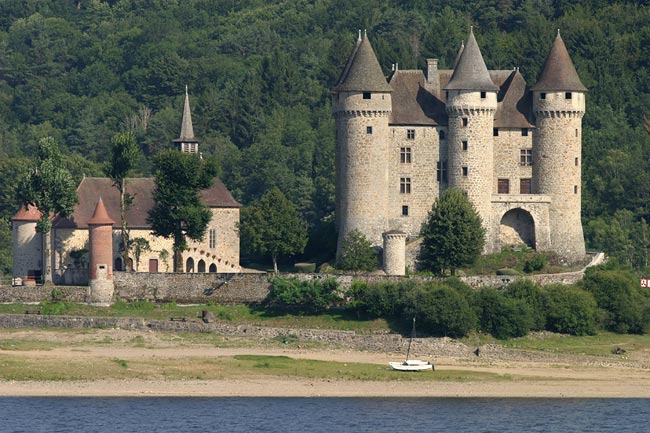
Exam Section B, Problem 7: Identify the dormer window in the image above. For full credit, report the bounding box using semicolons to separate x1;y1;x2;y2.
363;92;371;99
565;92;572;100
480;91;486;99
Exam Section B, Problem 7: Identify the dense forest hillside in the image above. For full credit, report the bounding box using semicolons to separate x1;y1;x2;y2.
1;0;649;275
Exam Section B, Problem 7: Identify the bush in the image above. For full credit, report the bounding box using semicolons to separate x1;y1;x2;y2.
475;288;533;339
336;230;378;271
39;300;70;315
523;255;547;273
504;280;546;330
346;280;411;318
267;277;338;313
543;285;598;336
581;267;649;334
402;283;477;338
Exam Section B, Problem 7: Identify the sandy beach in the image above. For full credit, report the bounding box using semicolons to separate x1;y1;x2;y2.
1;328;649;398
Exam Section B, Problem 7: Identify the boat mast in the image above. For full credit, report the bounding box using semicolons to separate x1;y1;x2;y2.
405;317;416;362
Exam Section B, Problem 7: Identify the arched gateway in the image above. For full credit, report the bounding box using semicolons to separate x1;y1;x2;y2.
499;208;535;249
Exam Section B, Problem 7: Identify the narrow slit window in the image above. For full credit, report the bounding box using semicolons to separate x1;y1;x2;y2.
402;205;409;216
366;126;372;134
574;185;578;194
575;157;579;166
462;140;468;151
462;166;468;176
439;130;446;140
480;91;486;99
493;128;499;136
462;118;468;127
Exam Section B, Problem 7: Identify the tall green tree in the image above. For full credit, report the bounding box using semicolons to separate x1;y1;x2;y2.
240;187;308;273
420;188;485;276
336;229;378;272
107;132;140;271
18;137;78;284
147;149;218;272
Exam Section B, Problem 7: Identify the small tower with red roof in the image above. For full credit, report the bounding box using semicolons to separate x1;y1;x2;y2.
87;198;115;304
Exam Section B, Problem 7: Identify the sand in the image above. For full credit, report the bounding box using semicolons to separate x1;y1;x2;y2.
1;328;649;398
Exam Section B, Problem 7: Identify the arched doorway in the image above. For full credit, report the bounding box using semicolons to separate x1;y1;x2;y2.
114;257;123;271
499;208;535;249
198;259;206;273
209;263;217;273
186;257;194;273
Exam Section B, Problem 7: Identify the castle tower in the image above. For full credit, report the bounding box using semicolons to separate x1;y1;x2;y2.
531;31;586;262
444;28;498;245
383;230;407;276
88;198;115;305
332;31;392;250
173;85;199;154
11;205;43;284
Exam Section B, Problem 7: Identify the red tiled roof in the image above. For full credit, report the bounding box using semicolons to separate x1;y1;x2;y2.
87;198;115;226
12;204;42;222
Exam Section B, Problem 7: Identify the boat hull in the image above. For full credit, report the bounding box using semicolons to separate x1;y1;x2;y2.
389;360;433;371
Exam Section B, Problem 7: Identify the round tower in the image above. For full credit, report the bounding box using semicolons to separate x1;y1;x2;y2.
383;230;407;276
11;205;43;284
531;31;586;262
444;28;498;249
88;198;115;305
333;31;392;250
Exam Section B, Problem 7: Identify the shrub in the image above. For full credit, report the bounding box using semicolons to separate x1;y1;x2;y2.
475;288;533;339
402;283;477;338
581;267;649;334
543;285;598;336
39;301;69;315
336;230;378;271
267;277;338;313
523;254;547;273
346;281;407;318
504;280;546;330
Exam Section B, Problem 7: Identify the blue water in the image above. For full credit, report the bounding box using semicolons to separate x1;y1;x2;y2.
0;397;647;432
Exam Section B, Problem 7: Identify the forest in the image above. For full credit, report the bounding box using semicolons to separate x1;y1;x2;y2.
1;0;650;276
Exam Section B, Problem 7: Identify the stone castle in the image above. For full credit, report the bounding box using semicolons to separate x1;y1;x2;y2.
332;28;587;272
12;88;241;298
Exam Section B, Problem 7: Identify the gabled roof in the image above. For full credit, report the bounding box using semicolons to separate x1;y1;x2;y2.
388;70;445;126
444;28;498;91
531;32;587;92
492;70;534;128
54;177;240;230
333;33;392;93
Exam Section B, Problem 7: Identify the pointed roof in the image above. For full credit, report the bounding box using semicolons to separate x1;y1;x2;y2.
333;32;392;93
87;198;114;226
531;32;587;92
444;28;498;91
174;85;197;143
12;204;42;222
451;41;464;70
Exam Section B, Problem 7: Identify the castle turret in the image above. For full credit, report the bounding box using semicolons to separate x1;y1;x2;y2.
332;31;392;250
531;31;586;262
88;198;115;305
173;85;199;154
11;205;43;284
444;28;498;245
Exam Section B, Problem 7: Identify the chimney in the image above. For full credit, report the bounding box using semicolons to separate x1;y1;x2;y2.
425;58;440;96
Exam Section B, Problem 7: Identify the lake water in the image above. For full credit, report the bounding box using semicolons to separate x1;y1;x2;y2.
0;397;647;432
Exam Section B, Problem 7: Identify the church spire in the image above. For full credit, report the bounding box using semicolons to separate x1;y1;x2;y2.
174;85;199;154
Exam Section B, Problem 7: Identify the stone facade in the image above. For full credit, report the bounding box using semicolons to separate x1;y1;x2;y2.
333;30;588;271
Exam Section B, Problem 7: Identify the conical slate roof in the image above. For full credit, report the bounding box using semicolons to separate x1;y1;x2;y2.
88;197;114;226
451;41;464;70
444;29;498;91
334;32;392;93
176;86;197;142
531;32;587;92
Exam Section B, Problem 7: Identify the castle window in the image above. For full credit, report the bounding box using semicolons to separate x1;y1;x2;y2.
462;166;468;176
209;228;216;249
521;128;529;136
498;178;509;194
407;129;415;139
402;205;409;216
565;92;572;100
366;126;373;134
520;178;531;194
540;93;546;100
363;92;371;99
480;91;486;99
436;161;448;182
493;128;499;136
576;129;579;137
400;147;412;164
575;157;579;166
520;149;533;166
462;118;468;127
574;185;578;194
462;140;468;151
439;130;446;140
400;177;411;194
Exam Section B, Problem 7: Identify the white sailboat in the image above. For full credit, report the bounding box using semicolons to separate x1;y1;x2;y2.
389;317;433;372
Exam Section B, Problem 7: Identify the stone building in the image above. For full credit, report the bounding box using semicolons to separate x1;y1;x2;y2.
333;29;587;272
12;88;241;285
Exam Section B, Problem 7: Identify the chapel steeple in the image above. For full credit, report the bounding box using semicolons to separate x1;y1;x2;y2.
173;85;199;154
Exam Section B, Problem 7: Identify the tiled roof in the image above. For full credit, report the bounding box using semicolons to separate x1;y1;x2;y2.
444;29;498;91
491;70;534;128
333;34;393;93
531;33;587;92
12;204;42;222
87;198;115;226
388;70;442;126
54;177;239;229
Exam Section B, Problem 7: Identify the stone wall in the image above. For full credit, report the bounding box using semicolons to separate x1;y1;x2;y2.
0;285;88;303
